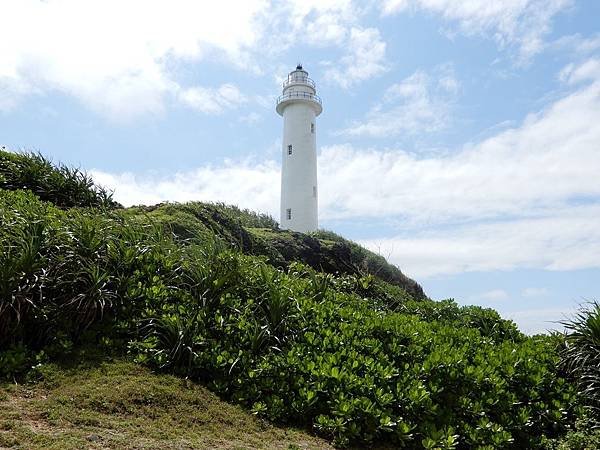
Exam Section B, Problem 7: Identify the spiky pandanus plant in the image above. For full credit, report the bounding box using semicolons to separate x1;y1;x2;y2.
561;301;600;421
0;191;48;346
0;150;118;209
0;222;46;344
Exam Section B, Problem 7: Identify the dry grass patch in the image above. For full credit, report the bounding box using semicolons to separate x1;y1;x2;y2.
0;360;333;450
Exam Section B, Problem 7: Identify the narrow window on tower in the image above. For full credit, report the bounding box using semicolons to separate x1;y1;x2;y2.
311;123;315;133
287;144;293;155
286;208;292;220
313;186;317;198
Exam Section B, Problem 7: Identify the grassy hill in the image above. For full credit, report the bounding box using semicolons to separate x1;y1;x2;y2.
124;202;425;300
0;150;424;300
0;149;595;449
0;356;332;450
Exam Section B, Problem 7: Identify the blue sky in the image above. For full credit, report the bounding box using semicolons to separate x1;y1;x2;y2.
2;0;600;333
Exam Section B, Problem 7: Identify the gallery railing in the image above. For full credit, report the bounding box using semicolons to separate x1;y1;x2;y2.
276;91;322;105
282;75;316;89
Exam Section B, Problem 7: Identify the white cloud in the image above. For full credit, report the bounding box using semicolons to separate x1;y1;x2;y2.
522;287;549;297
283;0;359;48
334;61;600;277
239;112;263;125
552;33;600;55
0;0;268;119
338;66;458;137
267;2;387;88
324;27;387;88
472;289;509;301
574;34;600;54
506;307;577;334
179;84;247;115
0;77;32;112
0;0;388;117
559;58;600;85
325;61;600;222
91;159;280;215
381;0;573;62
360;205;600;278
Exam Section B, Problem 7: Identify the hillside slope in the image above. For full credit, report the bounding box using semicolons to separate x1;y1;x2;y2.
0;150;424;299
125;202;425;300
0;359;333;450
0;149;584;449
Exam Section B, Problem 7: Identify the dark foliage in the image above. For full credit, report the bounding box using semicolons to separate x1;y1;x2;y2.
0;149;119;209
561;302;600;421
124;202;426;299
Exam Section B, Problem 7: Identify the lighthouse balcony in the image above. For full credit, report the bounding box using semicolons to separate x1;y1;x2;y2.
283;75;316;89
276;91;322;115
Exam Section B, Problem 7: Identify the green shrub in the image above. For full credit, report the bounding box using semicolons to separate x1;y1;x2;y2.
397;299;523;343
561;302;600;421
0;190;51;345
212;202;279;230
124;202;425;300
0;149;118;208
312;229;425;299
0;344;31;378
133;258;578;448
542;415;600;450
0;190;178;348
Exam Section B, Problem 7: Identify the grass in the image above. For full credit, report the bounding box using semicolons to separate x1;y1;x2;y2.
0;359;333;450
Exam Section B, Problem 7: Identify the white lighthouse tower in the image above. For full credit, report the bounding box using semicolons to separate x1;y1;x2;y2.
276;64;322;232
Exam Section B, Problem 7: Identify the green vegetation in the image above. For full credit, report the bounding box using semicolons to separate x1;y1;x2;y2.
124;202;425;300
0;151;117;209
560;302;600;420
542;416;600;450
0;149;598;448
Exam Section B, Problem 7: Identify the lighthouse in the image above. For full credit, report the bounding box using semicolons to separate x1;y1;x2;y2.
276;64;322;232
